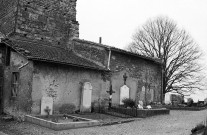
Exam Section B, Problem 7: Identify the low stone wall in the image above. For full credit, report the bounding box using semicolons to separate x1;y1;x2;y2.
165;106;207;111
136;108;170;118
25;114;99;130
110;107;170;118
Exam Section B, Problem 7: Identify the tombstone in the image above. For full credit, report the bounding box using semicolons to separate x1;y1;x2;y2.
80;82;92;113
140;86;145;104
146;105;152;109
137;104;143;109
41;97;53;115
139;100;143;106
120;85;130;104
165;92;171;105
150;88;154;102
146;87;152;104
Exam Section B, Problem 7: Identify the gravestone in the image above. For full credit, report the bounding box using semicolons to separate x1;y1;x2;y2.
140;86;145;104
41;97;53;115
150;88;154;102
80;82;92;113
139;100;143;106
120;85;130;104
137;101;143;109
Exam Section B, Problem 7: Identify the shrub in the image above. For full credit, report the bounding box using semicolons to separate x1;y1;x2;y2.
187;98;194;107
197;101;204;107
59;103;76;114
122;98;135;108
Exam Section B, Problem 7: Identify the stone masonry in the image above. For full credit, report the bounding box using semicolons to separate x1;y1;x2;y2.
0;0;79;47
73;39;162;105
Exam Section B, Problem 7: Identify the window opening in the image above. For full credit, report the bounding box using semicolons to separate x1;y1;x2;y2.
11;72;19;97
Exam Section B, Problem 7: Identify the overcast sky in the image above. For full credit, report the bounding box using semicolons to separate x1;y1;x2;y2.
77;0;207;56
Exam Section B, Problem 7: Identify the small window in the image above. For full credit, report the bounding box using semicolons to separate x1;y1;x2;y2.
11;72;19;97
5;47;10;66
0;53;3;64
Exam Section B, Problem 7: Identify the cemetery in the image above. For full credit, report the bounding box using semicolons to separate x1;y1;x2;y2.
0;0;165;131
23;81;169;130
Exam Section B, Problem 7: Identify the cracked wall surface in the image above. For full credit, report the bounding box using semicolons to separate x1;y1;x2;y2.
31;61;108;114
3;50;33;116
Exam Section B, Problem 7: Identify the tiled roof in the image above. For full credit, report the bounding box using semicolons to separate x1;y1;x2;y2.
73;38;162;64
2;38;107;71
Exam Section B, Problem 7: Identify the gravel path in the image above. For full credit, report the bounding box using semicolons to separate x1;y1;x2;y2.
1;110;207;135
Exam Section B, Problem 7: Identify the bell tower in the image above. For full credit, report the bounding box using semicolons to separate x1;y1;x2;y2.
0;0;79;46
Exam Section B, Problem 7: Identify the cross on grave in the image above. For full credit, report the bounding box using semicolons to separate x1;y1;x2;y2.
106;83;115;108
123;73;128;85
44;106;51;118
106;84;115;95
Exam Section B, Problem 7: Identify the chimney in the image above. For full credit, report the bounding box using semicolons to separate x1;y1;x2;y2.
99;37;102;44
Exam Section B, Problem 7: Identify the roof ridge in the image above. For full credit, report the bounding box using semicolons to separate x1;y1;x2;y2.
73;38;113;49
73;38;162;64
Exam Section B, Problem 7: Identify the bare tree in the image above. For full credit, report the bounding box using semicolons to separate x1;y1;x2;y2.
128;16;203;95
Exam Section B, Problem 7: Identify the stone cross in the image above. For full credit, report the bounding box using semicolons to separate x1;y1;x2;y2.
123;73;128;85
106;82;115;108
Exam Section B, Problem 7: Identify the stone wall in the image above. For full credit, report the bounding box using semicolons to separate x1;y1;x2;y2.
110;51;162;105
0;0;79;47
0;0;17;36
73;39;108;68
3;50;34;117
72;40;162;105
16;0;79;47
31;61;108;114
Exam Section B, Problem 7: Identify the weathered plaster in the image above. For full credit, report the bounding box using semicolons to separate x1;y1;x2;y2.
73;40;162;105
109;51;162;105
4;51;33;116
31;62;108;114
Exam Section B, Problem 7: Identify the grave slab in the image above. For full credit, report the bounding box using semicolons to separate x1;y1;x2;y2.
140;86;145;105
120;85;130;104
41;97;53;115
80;82;92;113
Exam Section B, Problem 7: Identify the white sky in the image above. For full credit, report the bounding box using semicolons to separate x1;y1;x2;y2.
77;0;207;56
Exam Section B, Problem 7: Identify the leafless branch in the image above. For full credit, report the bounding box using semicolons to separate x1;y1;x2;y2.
128;16;204;94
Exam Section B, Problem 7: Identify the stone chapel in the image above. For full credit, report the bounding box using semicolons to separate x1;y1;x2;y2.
0;0;163;116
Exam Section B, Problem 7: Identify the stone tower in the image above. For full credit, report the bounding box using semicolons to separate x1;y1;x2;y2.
0;0;79;46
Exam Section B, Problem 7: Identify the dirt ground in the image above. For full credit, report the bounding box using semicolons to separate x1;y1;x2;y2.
0;110;206;135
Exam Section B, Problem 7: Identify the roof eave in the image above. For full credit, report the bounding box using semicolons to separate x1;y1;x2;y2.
28;57;109;72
